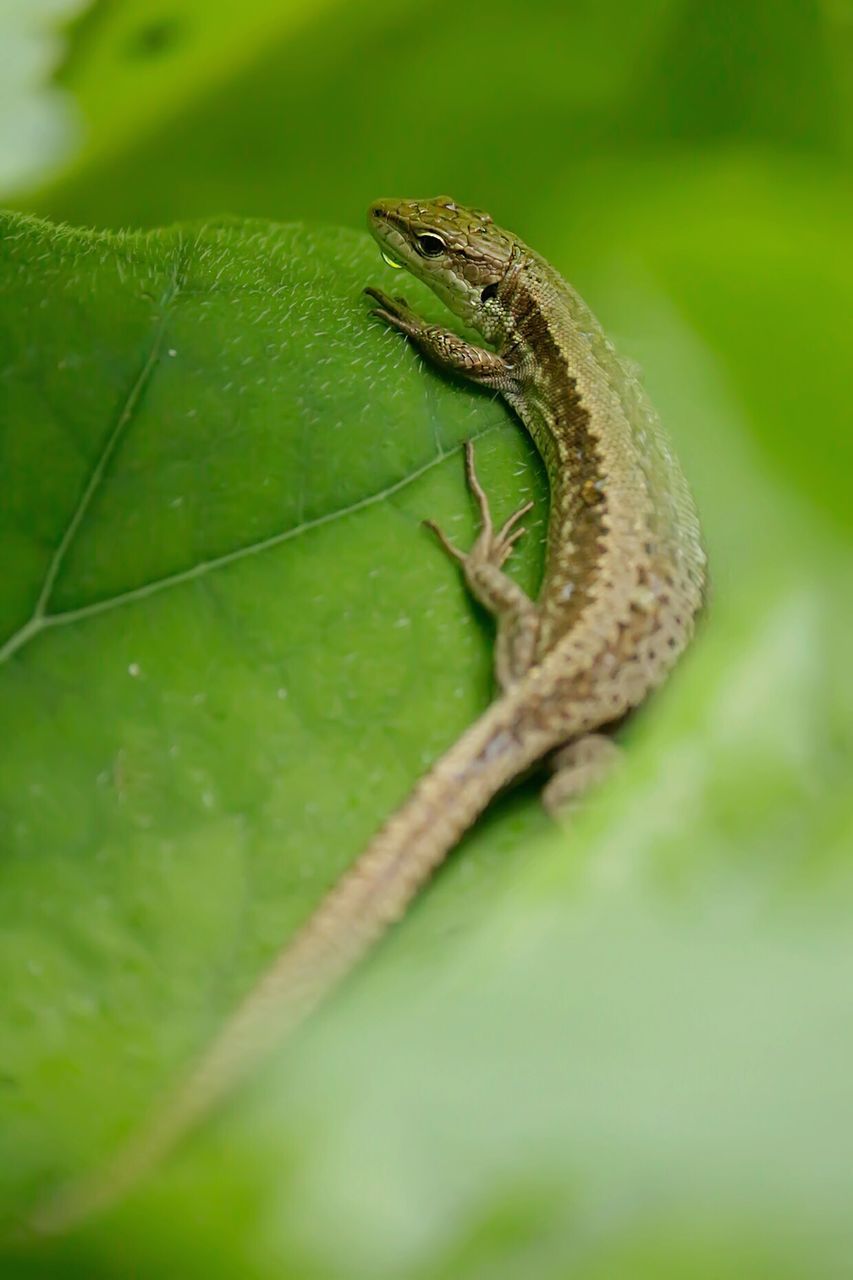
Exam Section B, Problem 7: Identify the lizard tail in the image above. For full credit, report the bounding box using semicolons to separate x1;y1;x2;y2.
28;694;558;1236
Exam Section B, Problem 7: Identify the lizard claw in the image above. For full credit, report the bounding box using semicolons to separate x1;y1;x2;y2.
365;286;420;337
423;518;465;564
364;286;412;318
464;441;532;568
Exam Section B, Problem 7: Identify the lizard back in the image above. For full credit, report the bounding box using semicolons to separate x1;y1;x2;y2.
495;244;706;726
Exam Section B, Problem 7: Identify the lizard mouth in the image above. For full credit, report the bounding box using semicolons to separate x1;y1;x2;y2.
368;202;407;269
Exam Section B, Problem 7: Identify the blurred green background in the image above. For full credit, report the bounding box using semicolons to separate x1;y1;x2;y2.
1;1;851;1277
8;0;852;526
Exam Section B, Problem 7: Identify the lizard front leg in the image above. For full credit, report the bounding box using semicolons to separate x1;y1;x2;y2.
365;288;515;389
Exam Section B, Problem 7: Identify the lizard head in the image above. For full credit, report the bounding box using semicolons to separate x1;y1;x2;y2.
368;196;516;336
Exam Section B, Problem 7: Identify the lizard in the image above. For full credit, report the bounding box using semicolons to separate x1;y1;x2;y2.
30;197;706;1234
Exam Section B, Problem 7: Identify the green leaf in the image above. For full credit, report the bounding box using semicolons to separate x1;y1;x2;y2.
3;0;851;1271
0;209;549;1209
2;203;851;1279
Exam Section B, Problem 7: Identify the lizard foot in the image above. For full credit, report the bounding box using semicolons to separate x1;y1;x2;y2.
542;734;623;821
425;441;540;689
425;440;534;571
364;287;420;337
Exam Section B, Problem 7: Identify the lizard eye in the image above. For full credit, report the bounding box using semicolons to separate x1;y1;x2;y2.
415;233;446;258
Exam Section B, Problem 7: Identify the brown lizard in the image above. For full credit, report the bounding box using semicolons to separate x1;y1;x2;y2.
31;197;706;1233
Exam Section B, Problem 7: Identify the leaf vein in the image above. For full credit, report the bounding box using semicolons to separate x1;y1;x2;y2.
35;283;179;619
0;422;502;663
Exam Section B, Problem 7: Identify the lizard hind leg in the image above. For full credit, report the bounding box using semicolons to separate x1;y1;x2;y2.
425;441;540;690
542;733;623;820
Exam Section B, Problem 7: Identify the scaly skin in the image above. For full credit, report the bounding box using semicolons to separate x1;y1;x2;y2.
30;198;706;1234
